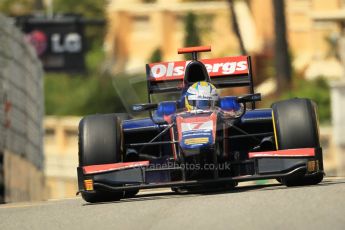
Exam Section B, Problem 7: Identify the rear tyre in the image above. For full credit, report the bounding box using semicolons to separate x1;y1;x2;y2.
78;114;125;203
272;98;324;186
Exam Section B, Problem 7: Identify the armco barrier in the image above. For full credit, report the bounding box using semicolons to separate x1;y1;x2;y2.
0;14;45;203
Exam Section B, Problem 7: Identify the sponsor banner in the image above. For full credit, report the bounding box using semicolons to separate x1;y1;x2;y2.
16;15;86;72
147;56;248;81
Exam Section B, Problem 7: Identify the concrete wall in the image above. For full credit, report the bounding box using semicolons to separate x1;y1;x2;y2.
4;151;45;202
0;14;45;203
331;82;345;176
44;116;79;200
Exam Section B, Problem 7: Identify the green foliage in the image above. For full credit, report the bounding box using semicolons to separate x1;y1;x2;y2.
44;39;151;116
0;0;33;15
53;0;106;18
280;77;331;123
184;12;201;59
44;73;126;116
184;12;200;46
149;48;162;63
44;42;127;116
85;41;105;72
0;0;105;17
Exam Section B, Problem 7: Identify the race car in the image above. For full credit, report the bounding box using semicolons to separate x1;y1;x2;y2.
77;46;324;203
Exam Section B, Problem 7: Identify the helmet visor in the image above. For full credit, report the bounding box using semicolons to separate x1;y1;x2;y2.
188;100;215;110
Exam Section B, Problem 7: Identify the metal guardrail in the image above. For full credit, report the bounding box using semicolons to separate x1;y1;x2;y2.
0;14;44;170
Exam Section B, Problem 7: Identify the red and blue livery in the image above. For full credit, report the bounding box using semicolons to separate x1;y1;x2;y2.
77;46;324;203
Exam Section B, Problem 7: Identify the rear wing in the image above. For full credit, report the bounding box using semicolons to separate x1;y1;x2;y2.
146;56;254;95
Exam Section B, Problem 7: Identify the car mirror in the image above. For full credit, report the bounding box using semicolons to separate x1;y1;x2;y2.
132;103;158;112
237;93;261;103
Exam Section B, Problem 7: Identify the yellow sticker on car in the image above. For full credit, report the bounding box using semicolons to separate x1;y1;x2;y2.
271;110;279;150
185;137;209;145
84;179;94;191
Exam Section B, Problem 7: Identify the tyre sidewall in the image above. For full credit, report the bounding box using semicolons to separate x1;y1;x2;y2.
78;114;122;166
272;98;320;150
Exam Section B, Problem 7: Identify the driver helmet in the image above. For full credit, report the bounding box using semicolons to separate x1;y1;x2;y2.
185;81;219;111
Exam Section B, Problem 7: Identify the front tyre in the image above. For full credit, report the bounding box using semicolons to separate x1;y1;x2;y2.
272;98;324;186
78;114;124;203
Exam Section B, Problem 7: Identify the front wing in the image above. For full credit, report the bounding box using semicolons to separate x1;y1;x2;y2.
77;148;323;194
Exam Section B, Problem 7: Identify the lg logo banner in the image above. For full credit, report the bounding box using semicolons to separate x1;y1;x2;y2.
18;15;87;72
51;33;82;53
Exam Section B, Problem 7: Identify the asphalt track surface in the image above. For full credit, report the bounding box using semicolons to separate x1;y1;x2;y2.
1;177;344;230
